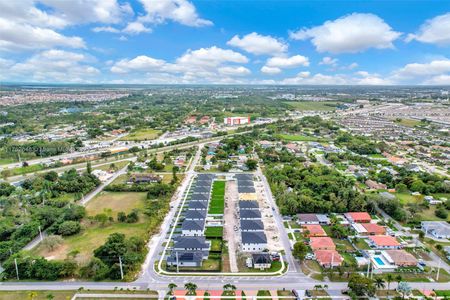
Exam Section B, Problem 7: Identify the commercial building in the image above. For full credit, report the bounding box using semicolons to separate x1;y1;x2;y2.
421;221;450;239
224;116;251;126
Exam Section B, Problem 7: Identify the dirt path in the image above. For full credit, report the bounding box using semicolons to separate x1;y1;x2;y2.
224;180;239;272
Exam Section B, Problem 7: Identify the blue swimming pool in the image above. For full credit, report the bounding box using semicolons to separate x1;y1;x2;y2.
374;257;385;266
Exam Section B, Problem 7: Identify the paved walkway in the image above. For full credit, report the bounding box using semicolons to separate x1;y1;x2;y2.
224;180;239;273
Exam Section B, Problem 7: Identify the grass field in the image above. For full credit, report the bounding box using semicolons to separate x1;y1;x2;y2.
85;191;147;217
0;290;158;300
276;134;323;142
120;128;161;141
395;118;421;127
33;191;158;263
284;101;341;111
92;160;129;172
208;181;225;215
205;226;223;238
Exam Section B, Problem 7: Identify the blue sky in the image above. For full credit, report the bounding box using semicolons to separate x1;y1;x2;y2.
1;0;450;84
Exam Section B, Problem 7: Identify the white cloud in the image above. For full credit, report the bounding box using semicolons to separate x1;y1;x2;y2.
265;55;309;68
111;55;166;73
281;73;349;85
319;56;338;66
92;26;120;33
347;62;359;70
261;66;281;75
8;50;100;82
138;0;212;27
406;13;450;45
423;75;450;85
393;60;450;78
227;32;287;55
122;22;152;34
0;18;85;51
0;0;133;51
290;13;401;53
218;66;251;76
110;46;250;83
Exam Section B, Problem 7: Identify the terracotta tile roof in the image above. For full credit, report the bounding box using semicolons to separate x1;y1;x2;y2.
361;223;386;234
345;212;372;222
310;237;335;250
369;235;400;247
303;225;327;237
314;250;343;266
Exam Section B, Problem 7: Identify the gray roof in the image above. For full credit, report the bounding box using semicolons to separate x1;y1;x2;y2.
188;201;208;210
184;209;207;220
252;253;271;264
174;236;209;249
182;219;205;231
240;209;262;219
167;251;203;264
239;200;259;210
235;174;253;180
193;186;211;194
297;213;319;222
237;180;254;187
238;186;256;193
190;193;209;201
198;174;215;180
421;221;450;236
240;219;264;231
196;180;213;187
241;231;267;244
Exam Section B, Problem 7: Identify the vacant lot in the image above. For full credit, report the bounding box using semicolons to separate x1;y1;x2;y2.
120;128;161;141
285;101;340;111
276;133;323;142
209;181;225;215
86;191;147;217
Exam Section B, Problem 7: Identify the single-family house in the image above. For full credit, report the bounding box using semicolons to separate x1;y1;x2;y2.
314;250;343;267
166;251;203;267
173;236;210;252
368;235;401;249
181;220;205;236
188;201;208;211
344;212;372;223
303;225;327;237
310;237;335;251
241;232;268;252
251;253;272;269
385;250;417;267
184;209;207;221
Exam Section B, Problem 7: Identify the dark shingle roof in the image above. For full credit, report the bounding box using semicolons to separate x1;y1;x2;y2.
237;180;254;187
238;186;256;193
167;251;203;264
190;193;209;201
252;253;271;264
198;174;215;180
239;200;259;209
240;209;262;219
241;231;267;244
297;214;319;223
174;236;209;249
184;209;207;220
235;174;253;180
240;219;264;231
196;180;213;187
182;219;205;231
193;186;211;194
188;201;208;210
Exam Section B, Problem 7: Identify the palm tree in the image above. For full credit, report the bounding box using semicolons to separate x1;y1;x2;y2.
168;283;177;295
395;274;403;285
28;292;38;300
46;294;55;300
184;282;197;296
386;274;394;298
375;277;386;292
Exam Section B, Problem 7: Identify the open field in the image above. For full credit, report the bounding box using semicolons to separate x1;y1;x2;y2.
284;101;341;111
32;191;164;263
275;134;324;142
85;191;147;217
92;160;129;172
209;180;225;214
120;128;161;141
394;118;421;127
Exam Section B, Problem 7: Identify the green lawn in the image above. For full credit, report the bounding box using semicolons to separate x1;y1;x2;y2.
276;134;323;142
285;101;341;111
354;238;370;250
395;118;421;127
85;191;147;217
120;128;161;141
209;239;223;252
205;226;223;238
209;181;225;215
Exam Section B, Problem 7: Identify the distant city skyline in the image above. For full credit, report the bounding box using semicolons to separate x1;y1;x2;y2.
1;0;450;85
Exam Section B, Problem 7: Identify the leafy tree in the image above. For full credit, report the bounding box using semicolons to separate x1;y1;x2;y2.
245;159;258;171
57;221;81;236
292;242;308;261
42;235;64;251
397;282;411;299
435;207;448;219
348;274;375;297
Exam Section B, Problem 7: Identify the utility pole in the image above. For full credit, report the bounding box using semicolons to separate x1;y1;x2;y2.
366;259;371;277
119;256;124;280
436;259;441;281
38;226;43;241
14;258;19;280
176;251;179;273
